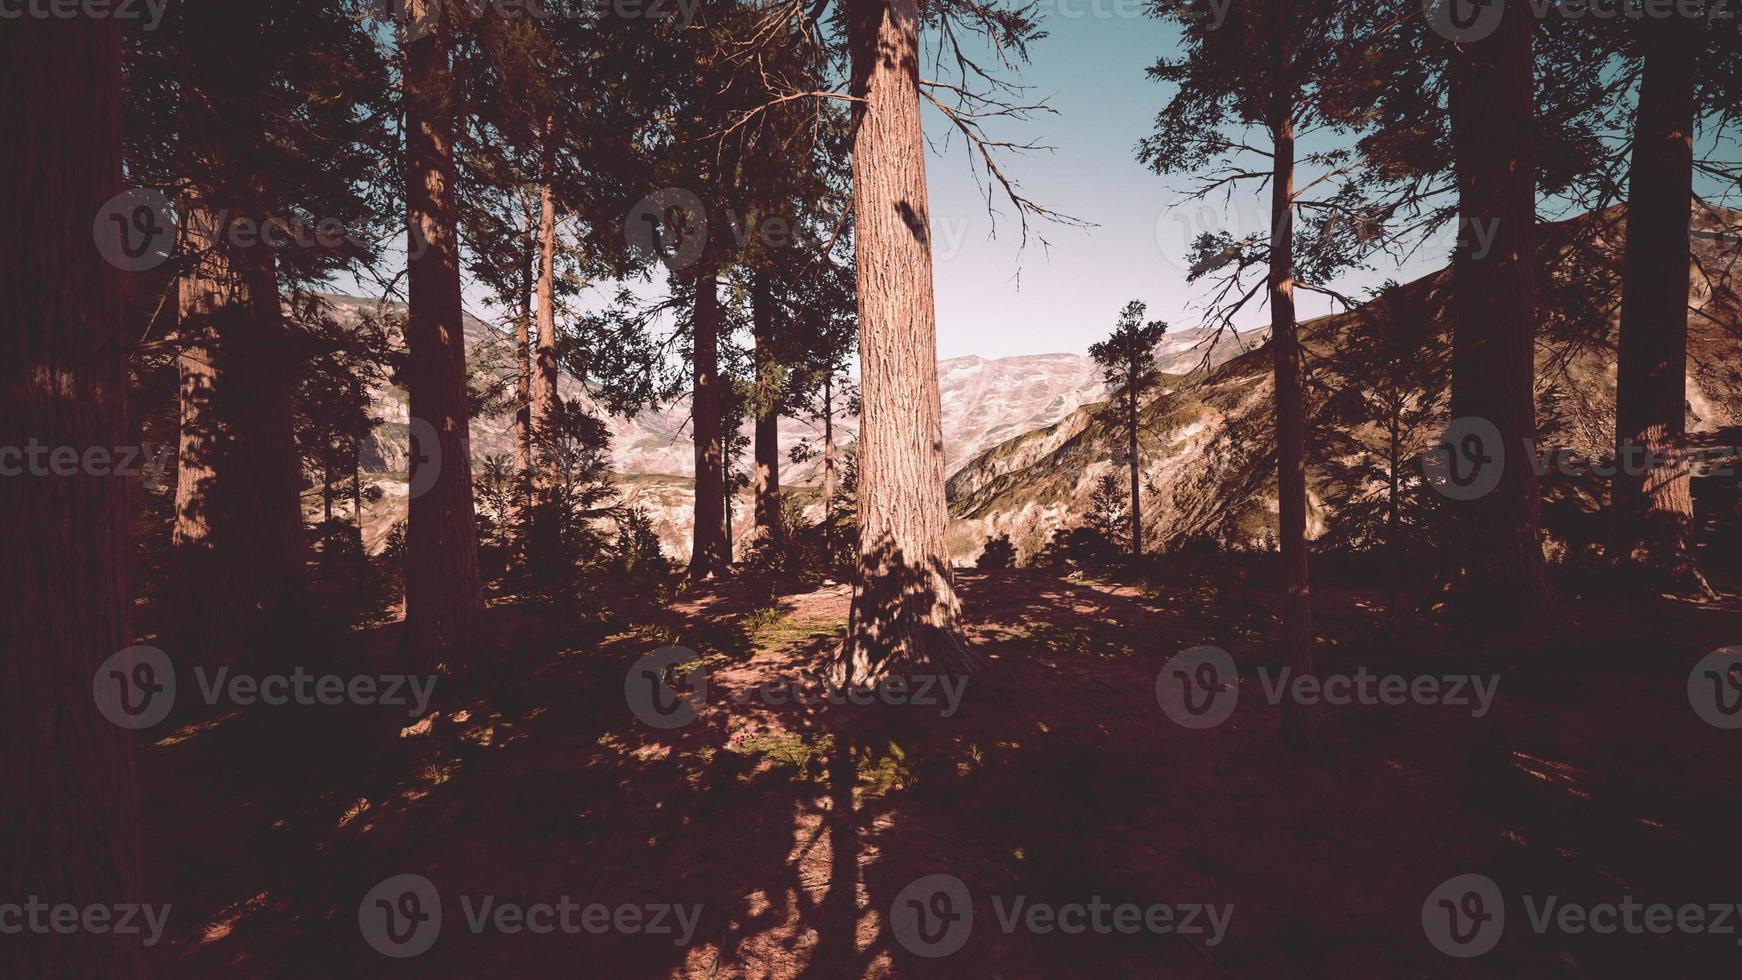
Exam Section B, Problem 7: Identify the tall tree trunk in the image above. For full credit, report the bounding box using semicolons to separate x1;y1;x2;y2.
351;447;365;549
822;374;837;510
1446;0;1556;623
171;198;303;667
844;0;979;677
1613;15;1705;593
1;18;143;977
690;272;729;578
528;119;563;589
724;441;735;563
1127;381;1142;557
515;191;535;495
752;270;784;543
1268;76;1319;751
404;0;484;667
1387;416;1402;620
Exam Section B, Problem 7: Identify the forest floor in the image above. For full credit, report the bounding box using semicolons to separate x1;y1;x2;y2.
136;567;1742;978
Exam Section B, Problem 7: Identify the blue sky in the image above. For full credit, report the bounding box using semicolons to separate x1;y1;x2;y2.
920;5;1427;359
357;7;1734;363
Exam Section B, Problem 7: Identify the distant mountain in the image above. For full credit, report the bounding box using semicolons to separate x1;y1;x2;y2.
328;293;1239;556
944;204;1742;563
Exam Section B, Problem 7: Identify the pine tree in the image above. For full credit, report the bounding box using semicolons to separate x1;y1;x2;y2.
1089;300;1168;557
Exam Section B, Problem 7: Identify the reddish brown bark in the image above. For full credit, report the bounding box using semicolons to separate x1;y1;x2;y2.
751;270;784;543
404;0;484;665
1445;0;1556;624
528;120;564;588
1445;0;1556;623
844;0;979;676
170;197;305;666
1613;16;1706;592
515;191;536;485
690;271;729;578
1126;376;1142;557
822;374;838;511
0;18;143;977
1268;62;1318;750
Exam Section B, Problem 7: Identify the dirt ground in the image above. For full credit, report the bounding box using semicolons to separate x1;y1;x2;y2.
137;568;1742;977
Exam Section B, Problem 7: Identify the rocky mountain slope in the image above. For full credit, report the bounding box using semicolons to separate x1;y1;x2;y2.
945;204;1742;562
333;294;1231;555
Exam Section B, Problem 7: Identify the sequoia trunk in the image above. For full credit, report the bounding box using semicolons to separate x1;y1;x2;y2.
0;18;143;977
1446;0;1556;623
1613;15;1704;591
690;272;729;578
403;0;484;666
844;0;979;676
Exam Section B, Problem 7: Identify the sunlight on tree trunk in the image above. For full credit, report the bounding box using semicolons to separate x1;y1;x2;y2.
843;0;980;679
752;270;784;544
1613;15;1708;595
690;270;729;578
1267;73;1318;752
529;119;563;590
404;0;484;667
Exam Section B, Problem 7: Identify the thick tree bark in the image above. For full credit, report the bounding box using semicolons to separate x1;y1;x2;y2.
690;272;729;578
1446;0;1556;623
844;0;979;677
515;192;535;489
1613;16;1705;592
822;375;837;510
170;198;304;666
1387;417;1402;620
0;18;143;977
1127;380;1142;557
752;270;784;543
1268;86;1319;750
404;0;484;666
528;120;563;588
